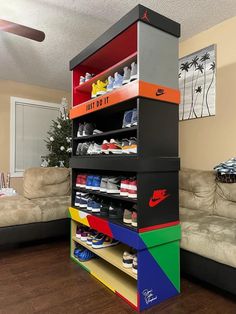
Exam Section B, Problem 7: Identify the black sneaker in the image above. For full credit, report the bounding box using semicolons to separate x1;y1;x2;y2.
80;142;90;155
109;202;123;219
100;200;109;217
77;123;84;137
83;123;95;136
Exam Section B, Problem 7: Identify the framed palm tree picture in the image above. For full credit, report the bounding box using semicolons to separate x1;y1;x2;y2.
179;44;216;120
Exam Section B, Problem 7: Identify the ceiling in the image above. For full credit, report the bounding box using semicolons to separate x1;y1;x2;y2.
1;0;236;91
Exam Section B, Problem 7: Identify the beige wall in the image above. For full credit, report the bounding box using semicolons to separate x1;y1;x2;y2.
179;16;236;170
0;80;70;194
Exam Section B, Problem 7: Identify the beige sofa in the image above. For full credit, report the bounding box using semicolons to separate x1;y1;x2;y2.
0;167;71;245
180;168;236;294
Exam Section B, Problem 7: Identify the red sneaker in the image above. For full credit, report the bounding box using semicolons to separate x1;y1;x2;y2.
128;178;137;198
108;139;122;154
101;140;109;154
120;178;129;196
80;174;87;188
76;174;82;187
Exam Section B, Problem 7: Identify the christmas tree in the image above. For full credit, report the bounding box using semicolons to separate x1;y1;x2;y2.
44;98;72;168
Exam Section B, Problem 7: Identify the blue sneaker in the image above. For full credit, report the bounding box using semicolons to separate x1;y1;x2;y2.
86;175;94;189
91;175;102;190
107;76;115;92
74;245;84;258
74;192;81;207
131;108;137;126
78;249;96;262
113;72;123;89
87;196;95;211
79;193;90;208
122;110;133;128
92;198;101;213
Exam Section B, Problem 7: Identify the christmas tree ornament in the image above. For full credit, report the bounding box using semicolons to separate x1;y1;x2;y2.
66;147;72;153
50;136;54;142
57;124;62;129
60;146;65;151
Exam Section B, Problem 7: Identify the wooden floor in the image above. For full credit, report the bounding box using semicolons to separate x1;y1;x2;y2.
0;239;235;314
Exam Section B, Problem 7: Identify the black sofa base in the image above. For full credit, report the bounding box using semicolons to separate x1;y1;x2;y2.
181;249;236;295
0;219;70;246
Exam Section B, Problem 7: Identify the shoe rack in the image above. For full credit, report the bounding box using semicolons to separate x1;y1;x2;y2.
69;5;181;311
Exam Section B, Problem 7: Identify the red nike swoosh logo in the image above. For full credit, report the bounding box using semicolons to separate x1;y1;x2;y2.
149;195;169;207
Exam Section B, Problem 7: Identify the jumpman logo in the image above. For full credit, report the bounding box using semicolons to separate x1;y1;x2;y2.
141;10;150;23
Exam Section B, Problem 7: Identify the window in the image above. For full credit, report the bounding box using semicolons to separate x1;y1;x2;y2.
10;97;60;177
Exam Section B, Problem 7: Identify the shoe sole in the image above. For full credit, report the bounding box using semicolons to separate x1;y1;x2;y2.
92;242;119;249
92;209;100;213
90;186;100;191
101;150;109;154
122;79;130;85
96;91;107;96
122;263;133;268
130;75;138;82
80;237;87;241
132;268;138;274
123;218;132;224
79;204;88;208
120;192;128;196
132;222;138;227
74;203;80;206
107;189;120;194
100;188;107;192
128;194;137;199
109;149;123;154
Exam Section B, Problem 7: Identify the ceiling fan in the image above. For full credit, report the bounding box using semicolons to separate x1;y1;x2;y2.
0;19;45;42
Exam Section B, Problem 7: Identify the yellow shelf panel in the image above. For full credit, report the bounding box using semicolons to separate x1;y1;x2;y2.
71;255;137;307
72;236;137;280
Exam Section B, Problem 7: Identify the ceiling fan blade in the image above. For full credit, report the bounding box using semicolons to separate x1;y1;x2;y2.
0;19;45;42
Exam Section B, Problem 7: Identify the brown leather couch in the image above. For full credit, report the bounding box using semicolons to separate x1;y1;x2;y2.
0;168;71;245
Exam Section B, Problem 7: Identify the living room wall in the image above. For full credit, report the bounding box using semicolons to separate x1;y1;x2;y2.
179;16;236;170
0;80;70;194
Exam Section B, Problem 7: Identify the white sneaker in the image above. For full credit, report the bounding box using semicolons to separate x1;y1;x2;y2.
92;143;102;155
79;76;85;85
122;66;131;85
130;62;138;82
87;143;94;155
85;73;93;82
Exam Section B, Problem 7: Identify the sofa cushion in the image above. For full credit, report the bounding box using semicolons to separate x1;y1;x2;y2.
215;181;236;219
32;196;71;222
0;195;41;227
179;168;216;214
24;167;70;199
180;210;236;268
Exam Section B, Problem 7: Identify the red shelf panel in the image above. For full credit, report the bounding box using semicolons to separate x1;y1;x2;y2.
74;52;137;93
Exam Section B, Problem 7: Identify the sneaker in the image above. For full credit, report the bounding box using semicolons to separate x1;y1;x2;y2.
91;83;98;98
113;72;123;89
79;76;85;85
107;76;115;92
128;178;137;198
85;72;93;82
76;143;82;155
132;211;137;227
128;137;138;154
107;177;120;194
80;174;87;188
86;175;94;189
120;178;129;196
92;143;102;155
81;229;89;241
91;175;102;191
76;174;82;187
108;139;123;154
131;108;137;126
132;255;138;274
87;196;95;211
77;123;84;137
122;110;133;128
121;138;131;154
87;229;98;245
80;142;90;155
87;143;94;155
92;234;119;249
91;198;101;213
130;62;138;81
100;177;108;192
123;251;134;268
79;193;90;208
78;249;95;262
123;209;132;224
101;140;110;154
109;202;123;219
96;80;108;96
74;192;81;206
93;129;103;135
122;66;131;85
83;123;95;136
100;200;109;217
74;245;84;258
76;225;87;239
